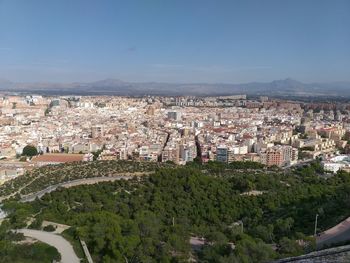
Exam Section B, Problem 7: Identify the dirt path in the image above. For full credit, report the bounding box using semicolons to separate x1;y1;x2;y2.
17;229;80;263
20;175;137;202
1;171;149;202
0;175;40;202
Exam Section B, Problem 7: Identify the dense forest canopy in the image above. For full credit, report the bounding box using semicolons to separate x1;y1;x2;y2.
1;161;350;262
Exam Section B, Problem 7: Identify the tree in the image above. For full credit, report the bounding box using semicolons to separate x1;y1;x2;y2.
28;217;43;230
4;160;350;261
235;236;277;262
43;225;56;232
92;150;103;161
22;145;38;157
278;237;303;257
252;225;274;243
275;218;294;237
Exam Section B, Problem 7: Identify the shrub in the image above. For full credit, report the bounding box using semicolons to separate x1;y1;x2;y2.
43;225;56;232
22;145;38;157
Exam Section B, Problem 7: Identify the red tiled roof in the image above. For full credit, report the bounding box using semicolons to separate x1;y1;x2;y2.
32;154;84;163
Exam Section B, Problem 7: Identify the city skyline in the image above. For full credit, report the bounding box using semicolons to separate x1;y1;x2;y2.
1;1;350;262
0;0;350;83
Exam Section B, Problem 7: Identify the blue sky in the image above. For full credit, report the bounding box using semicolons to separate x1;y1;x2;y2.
0;0;349;83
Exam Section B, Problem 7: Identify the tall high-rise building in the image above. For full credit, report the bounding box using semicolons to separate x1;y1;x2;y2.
216;146;228;163
168;111;182;121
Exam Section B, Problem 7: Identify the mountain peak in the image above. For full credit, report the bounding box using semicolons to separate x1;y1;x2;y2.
90;78;126;85
272;78;301;84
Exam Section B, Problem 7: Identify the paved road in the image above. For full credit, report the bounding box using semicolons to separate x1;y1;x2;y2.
17;229;80;263
317;217;350;248
20;176;133;202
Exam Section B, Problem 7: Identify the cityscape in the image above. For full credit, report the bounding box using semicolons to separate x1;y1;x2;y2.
1;0;350;263
1;94;350;185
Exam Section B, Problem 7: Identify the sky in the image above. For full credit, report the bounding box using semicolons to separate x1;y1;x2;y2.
0;0;349;83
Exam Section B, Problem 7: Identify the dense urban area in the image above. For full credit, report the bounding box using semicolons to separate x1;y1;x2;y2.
1;94;350;262
1;0;349;261
1;94;350;181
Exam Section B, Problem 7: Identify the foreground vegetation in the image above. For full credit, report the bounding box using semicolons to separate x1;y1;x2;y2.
0;160;175;198
0;221;60;263
2;160;350;262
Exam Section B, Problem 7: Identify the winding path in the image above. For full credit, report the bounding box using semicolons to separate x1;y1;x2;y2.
16;229;80;263
20;175;136;202
317;217;350;248
0;176;40;202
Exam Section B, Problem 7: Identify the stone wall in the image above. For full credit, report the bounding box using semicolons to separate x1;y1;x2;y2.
273;244;350;263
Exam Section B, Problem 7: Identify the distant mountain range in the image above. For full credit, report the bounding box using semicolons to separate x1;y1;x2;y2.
0;78;349;97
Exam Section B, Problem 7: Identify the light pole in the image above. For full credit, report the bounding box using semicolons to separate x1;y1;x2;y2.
314;214;319;236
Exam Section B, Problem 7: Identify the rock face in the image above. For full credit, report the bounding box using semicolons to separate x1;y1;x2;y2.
273;244;350;263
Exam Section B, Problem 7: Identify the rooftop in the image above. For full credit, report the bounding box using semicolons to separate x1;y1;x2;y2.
31;154;84;163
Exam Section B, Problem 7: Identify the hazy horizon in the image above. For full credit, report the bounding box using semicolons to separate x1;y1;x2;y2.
1;77;350;85
0;0;349;84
